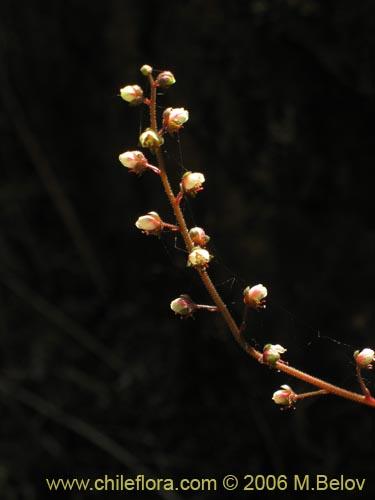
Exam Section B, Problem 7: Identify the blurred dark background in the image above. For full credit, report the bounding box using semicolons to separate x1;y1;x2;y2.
1;0;375;498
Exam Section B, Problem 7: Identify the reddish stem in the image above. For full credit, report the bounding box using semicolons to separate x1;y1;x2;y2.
162;222;180;232
144;70;375;409
356;365;372;398
195;304;219;313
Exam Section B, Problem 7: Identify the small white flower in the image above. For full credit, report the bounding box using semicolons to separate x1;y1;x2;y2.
140;64;153;76
139;128;164;151
187;247;211;268
120;84;143;104
169;107;189;125
118;150;147;171
135;212;162;234
272;385;295;406
243;284;268;309
163;107;189;132
170;295;195;316
354;348;375;368
156;70;176;87
189;227;210;247
263;344;287;366
181;172;205;193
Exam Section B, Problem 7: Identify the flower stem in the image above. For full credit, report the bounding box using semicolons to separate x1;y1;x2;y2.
356;366;372;398
146;73;375;410
195;304;219;312
295;389;328;401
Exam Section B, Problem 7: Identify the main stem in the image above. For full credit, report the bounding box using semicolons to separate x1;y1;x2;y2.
147;76;375;409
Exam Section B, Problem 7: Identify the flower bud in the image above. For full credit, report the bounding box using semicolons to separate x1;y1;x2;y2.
120;84;144;105
189;227;210;247
354;348;375;368
181;172;205;195
170;294;195;317
263;344;287;367
118;150;148;174
243;284;267;309
140;64;153;76
187;247;211;269
139;128;164;152
272;385;295;406
135;211;163;235
156;70;176;88
162;107;189;133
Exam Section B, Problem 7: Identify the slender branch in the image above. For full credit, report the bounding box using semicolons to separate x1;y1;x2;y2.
144;70;375;409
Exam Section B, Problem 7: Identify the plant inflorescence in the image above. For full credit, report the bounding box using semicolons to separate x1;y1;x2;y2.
118;64;375;410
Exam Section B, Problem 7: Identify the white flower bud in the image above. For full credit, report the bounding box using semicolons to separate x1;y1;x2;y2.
189;227;210;247
181;172;205;194
272;385;295;406
187;247;211;268
140;64;153;76
263;344;287;366
139;128;164;152
120;84;144;105
243;284;268;309
135;212;163;235
156;70;176;88
170;295;195;317
118;150;148;173
163;107;189;133
354;348;375;368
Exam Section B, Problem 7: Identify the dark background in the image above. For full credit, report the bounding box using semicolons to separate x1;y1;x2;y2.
1;0;375;498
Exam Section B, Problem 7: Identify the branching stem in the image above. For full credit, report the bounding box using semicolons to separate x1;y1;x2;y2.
145;70;375;409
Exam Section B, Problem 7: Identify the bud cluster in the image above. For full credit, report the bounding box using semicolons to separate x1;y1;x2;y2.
118;65;375;411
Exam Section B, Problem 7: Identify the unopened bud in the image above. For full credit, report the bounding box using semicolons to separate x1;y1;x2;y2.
140;64;153;76
163;107;189;133
156;70;176;88
272;385;295;406
120;84;144;105
118;150;148;174
243;284;267;309
354;348;375;368
139;128;164;152
181;172;205;195
189;227;210;247
263;344;287;367
187;247;211;269
170;294;195;317
135;212;163;235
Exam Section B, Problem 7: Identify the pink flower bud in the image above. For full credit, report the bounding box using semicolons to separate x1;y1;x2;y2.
156;70;176;88
120;84;144;105
162;107;189;133
243;284;267;309
181;172;205;195
139;128;164;152
189;227;210;247
135;212;163;235
187;247;211;269
140;64;153;76
263;344;287;367
170;294;195;317
118;150;148;174
354;348;375;368
272;385;295;406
